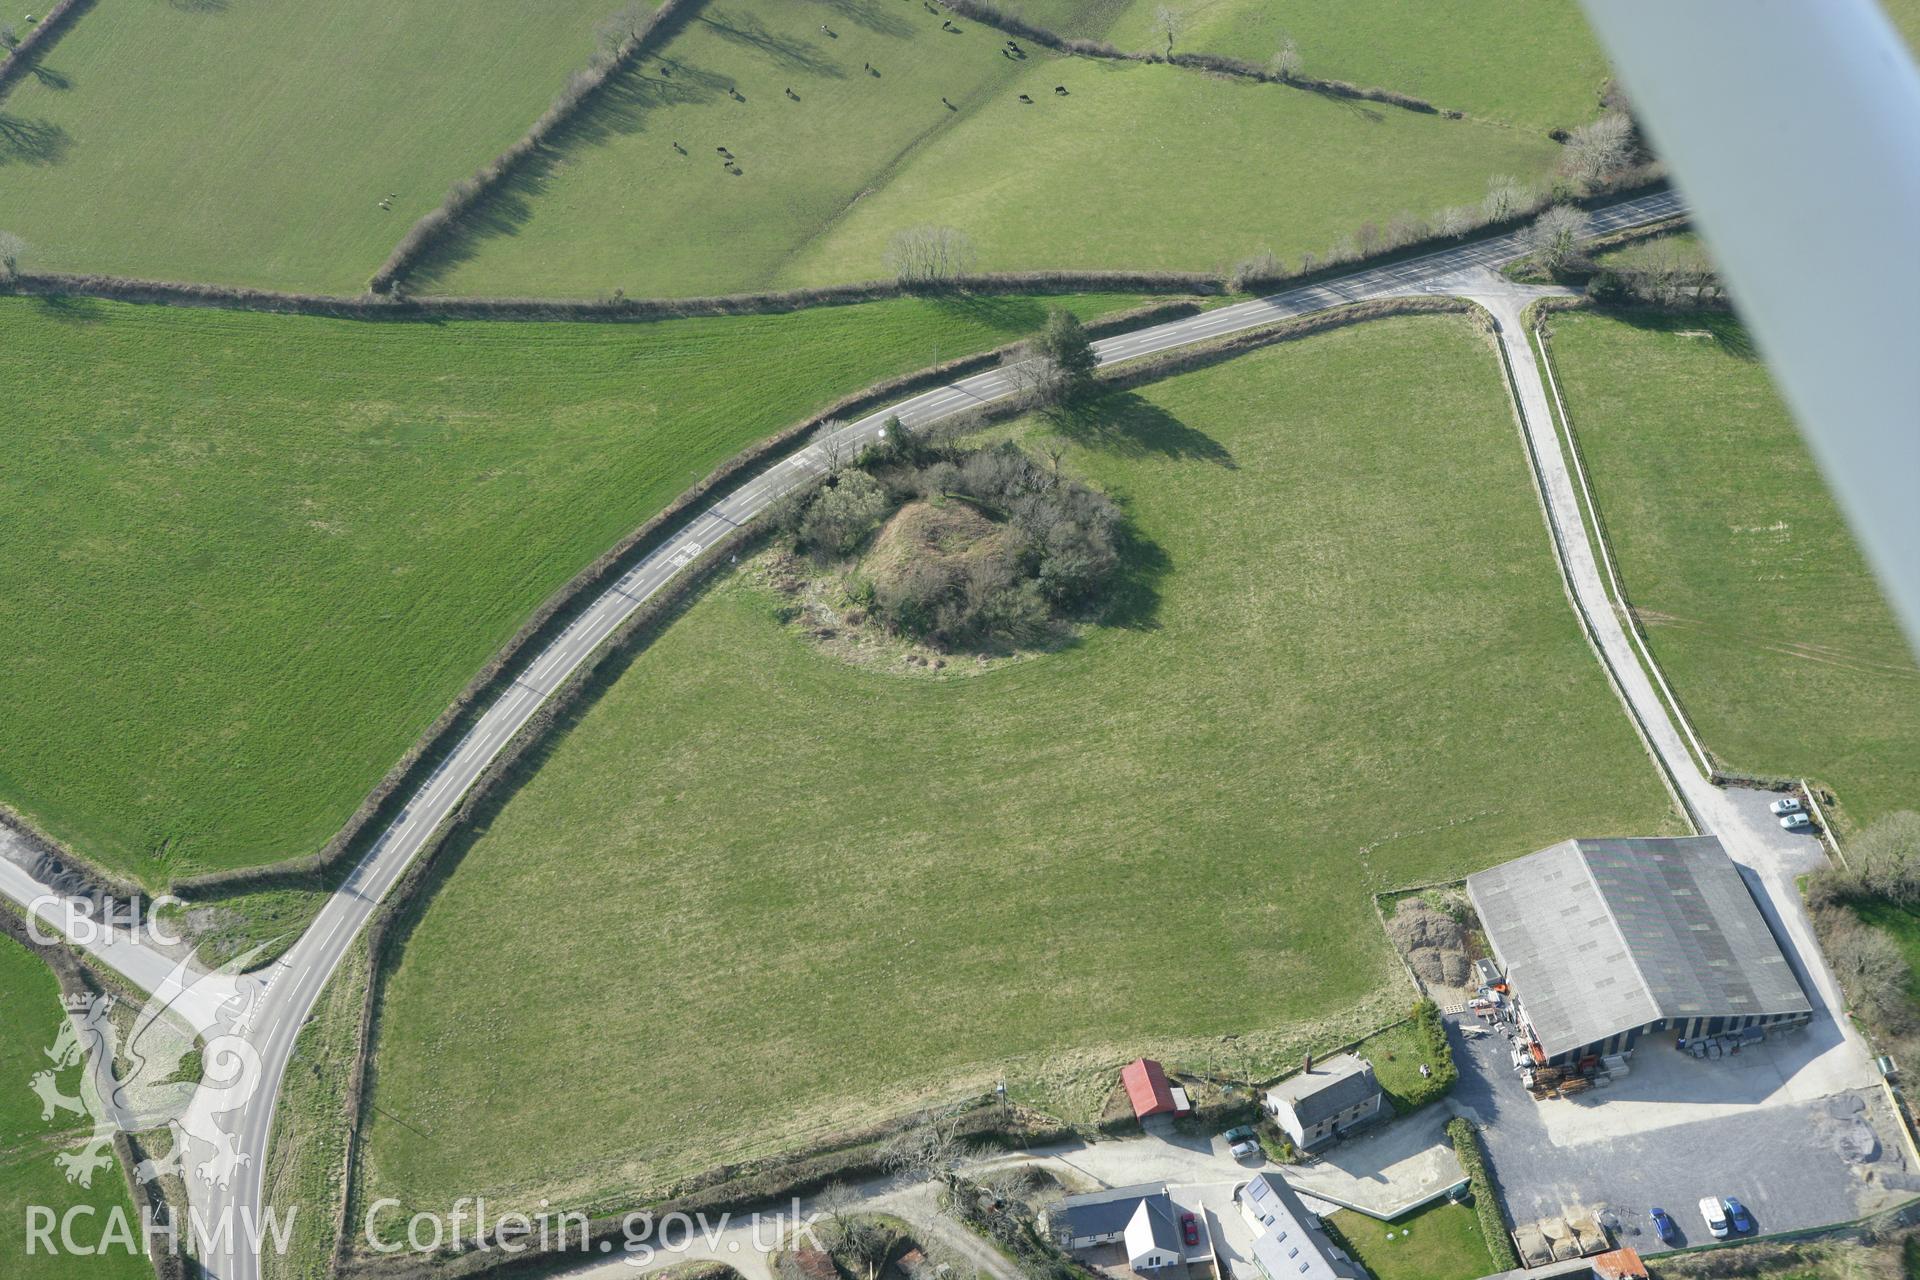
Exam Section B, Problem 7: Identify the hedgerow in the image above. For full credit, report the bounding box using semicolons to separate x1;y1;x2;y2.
1448;1116;1519;1270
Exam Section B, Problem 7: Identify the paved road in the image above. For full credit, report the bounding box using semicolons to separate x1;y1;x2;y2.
0;189;1689;1279
1479;290;1874;1096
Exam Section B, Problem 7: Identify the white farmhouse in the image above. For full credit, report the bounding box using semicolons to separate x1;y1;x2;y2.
1261;1054;1383;1150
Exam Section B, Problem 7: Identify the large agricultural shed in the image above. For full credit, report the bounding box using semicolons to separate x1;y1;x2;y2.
1466;836;1811;1066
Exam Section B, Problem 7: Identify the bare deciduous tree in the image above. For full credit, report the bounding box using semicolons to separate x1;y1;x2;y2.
1851;811;1920;904
594;0;652;51
1438;205;1475;239
1825;912;1911;1031
1152;4;1183;58
1482;173;1526;224
1560;112;1634;188
0;230;25;278
815;419;851;474
1525;205;1593;273
885;225;978;284
1001;343;1069;407
815;1182;861;1246
882;1106;976;1194
1228;248;1280;291
1270;35;1301;80
1385;210;1428;249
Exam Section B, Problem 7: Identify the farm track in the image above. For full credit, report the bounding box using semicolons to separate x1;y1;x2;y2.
0;189;1694;1280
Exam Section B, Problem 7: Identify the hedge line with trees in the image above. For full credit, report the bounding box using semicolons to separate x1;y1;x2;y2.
1390;999;1460;1112
370;0;703;293
935;0;1446;115
0;0;91;99
160;297;1192;908
1447;1117;1519;1271
1809;812;1920;1038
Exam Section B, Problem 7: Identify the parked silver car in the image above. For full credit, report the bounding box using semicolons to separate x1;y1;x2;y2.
1770;796;1804;816
1781;812;1814;831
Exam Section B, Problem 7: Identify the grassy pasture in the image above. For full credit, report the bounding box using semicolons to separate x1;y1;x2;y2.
1548;309;1920;828
779;56;1560;288
0;291;1141;887
0;0;625;291
426;0;1559;298
1014;0;1612;131
0;934;150;1280
358;315;1678;1218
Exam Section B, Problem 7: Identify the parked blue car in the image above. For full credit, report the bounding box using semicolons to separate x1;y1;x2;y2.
1724;1198;1754;1233
1650;1207;1677;1244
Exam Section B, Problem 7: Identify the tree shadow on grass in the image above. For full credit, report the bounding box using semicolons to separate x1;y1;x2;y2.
817;0;915;39
1605;304;1759;362
28;62;72;91
1102;521;1169;631
923;291;1054;337
406;57;738;292
698;9;846;79
29;293;106;324
0;112;72;165
1052;392;1236;468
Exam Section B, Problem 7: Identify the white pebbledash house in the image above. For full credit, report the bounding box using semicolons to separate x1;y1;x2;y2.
1261;1054;1384;1150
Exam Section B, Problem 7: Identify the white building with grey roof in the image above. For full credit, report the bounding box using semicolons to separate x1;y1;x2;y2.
1048;1183;1185;1271
1239;1173;1364;1280
1466;835;1811;1066
1261;1053;1383;1150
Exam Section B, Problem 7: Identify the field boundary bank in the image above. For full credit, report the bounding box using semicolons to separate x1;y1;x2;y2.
1484;301;1701;834
164;297;1200;904
1529;299;1856;830
0;180;1669;319
0;0;92;102
934;0;1453;117
370;0;708;293
334;298;1473;1272
1;269;1221;319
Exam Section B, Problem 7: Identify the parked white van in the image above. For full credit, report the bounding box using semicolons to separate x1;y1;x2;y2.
1699;1197;1730;1239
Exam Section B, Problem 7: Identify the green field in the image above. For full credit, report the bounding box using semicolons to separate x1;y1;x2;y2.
0;0;627;291
0;934;151;1280
0;291;1141;887
1016;0;1611;131
424;0;1559;298
1548;309;1920;828
358;315;1678;1218
1328;1201;1494;1280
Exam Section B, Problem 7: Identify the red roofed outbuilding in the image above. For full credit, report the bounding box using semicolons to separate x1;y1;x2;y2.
1121;1058;1184;1118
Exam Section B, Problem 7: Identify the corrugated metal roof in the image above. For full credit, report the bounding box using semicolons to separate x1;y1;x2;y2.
1466;836;1810;1059
1122;1058;1179;1118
